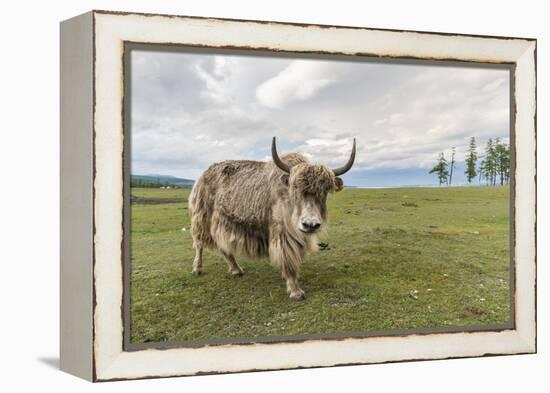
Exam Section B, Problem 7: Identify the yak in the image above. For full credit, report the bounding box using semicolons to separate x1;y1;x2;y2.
188;137;356;300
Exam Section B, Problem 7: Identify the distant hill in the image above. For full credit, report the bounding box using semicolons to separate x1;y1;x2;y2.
131;174;195;189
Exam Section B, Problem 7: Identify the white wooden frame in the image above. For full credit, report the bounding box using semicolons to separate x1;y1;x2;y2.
60;10;537;382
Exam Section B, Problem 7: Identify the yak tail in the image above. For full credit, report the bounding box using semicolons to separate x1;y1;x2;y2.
189;178;214;249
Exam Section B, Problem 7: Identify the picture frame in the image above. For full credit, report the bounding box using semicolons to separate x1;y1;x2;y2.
60;10;537;381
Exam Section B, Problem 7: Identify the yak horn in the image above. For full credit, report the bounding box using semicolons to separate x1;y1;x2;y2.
332;138;356;176
271;137;291;173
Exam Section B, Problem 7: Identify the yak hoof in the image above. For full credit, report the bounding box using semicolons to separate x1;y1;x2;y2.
231;269;244;277
290;291;306;301
191;269;203;276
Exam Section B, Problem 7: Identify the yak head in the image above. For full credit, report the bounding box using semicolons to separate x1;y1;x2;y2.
272;137;356;235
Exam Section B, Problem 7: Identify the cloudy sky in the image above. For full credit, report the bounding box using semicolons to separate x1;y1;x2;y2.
130;48;510;187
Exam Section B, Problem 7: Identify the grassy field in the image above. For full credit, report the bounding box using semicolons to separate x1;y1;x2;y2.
129;186;511;344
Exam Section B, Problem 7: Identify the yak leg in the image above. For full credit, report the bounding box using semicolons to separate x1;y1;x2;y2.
191;246;203;276
221;251;244;276
270;238;305;300
282;264;305;301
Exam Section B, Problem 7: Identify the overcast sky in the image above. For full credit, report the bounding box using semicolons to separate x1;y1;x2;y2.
130;48;510;187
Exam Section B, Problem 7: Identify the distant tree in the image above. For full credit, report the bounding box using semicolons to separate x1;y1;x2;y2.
487;139;498;186
478;138;511;186
448;147;456;185
429;152;449;186
478;158;486;185
465;137;478;184
479;138;497;185
495;139;511;185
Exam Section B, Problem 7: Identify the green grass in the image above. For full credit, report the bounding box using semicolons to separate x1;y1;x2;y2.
129;186;511;344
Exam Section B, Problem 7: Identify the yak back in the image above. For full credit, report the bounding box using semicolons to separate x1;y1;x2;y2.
202;154;308;229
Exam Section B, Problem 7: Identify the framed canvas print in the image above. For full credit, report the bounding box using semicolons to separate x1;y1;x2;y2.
60;10;537;381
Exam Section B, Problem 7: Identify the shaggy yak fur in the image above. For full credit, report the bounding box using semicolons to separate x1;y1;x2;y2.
189;151;349;300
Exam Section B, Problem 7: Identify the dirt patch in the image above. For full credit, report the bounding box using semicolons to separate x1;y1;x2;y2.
462;306;488;318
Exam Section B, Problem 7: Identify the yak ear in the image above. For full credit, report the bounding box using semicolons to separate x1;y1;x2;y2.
334;177;344;192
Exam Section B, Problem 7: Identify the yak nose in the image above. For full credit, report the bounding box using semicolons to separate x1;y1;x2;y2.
302;221;321;231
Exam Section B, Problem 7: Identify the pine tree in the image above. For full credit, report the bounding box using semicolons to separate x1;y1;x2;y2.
478;158;486;185
465;137;478;184
480;138;497;185
429;152;449;186
478;138;511;186
489;138;496;185
495;139;511;185
448;147;456;185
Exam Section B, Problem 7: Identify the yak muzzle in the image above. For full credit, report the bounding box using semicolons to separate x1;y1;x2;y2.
300;220;321;233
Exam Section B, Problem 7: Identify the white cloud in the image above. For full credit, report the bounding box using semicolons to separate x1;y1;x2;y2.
130;49;510;186
256;60;342;109
193;60;230;105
